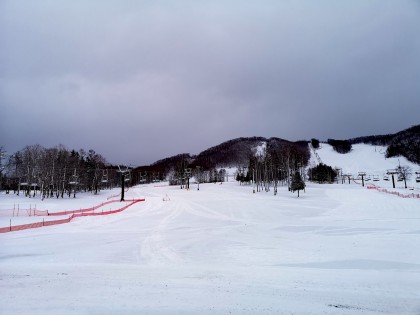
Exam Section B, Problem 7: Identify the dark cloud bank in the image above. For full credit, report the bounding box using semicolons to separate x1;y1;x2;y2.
1;0;419;165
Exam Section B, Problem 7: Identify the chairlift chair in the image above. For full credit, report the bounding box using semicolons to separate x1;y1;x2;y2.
101;170;109;183
387;169;398;175
383;174;389;181
69;169;79;185
124;171;131;182
373;175;380;181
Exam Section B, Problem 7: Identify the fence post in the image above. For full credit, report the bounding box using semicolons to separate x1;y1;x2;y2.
10;219;11;232
43;218;44;226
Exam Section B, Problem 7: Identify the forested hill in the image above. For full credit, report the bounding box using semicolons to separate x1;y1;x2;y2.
136;124;419;175
191;137;308;169
348;124;420;164
135;137;310;175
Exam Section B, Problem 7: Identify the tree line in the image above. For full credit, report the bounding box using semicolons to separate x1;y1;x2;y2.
236;142;309;196
0;145;122;198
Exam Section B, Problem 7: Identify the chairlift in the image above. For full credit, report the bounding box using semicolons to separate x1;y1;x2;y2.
101;170;109;183
69;169;79;185
397;174;404;182
139;171;148;184
373;175;380;181
383;174;389;181
124;171;131;182
153;172;160;182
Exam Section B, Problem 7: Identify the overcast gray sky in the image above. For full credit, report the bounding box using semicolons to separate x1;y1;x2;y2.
1;0;419;165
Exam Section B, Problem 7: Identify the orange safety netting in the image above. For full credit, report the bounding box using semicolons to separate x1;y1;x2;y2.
367;185;420;199
47;199;133;216
0;208;49;217
0;198;145;233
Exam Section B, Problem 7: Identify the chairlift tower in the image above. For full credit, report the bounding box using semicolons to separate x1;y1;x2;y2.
342;174;352;184
335;168;342;184
253;168;256;193
386;169;398;189
196;166;200;190
184;168;192;190
30;168;40;197
117;165;130;201
0;149;7;194
358;172;366;187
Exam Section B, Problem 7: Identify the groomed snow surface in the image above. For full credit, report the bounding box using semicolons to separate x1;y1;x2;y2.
1;144;420;314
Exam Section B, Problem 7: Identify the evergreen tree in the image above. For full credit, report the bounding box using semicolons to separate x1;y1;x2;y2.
311;138;320;149
308;163;337;183
290;171;305;197
327;139;352;154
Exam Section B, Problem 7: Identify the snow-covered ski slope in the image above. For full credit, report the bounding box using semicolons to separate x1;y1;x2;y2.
312;143;419;184
1;144;420;314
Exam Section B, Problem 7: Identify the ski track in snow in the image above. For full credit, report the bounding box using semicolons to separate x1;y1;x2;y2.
140;198;185;265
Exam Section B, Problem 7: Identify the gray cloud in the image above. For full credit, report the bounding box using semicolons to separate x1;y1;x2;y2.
1;0;419;165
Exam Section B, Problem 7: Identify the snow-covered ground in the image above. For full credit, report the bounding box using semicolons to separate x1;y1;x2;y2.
312;144;419;188
1;145;420;314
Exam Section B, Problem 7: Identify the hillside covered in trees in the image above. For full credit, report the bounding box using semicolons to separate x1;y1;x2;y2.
1;125;418;193
348;124;420;164
133;137;310;187
190;137;308;169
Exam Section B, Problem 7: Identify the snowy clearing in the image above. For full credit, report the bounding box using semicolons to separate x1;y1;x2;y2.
1;144;420;314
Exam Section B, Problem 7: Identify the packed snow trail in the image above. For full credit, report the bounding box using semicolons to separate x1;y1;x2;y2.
1;181;419;314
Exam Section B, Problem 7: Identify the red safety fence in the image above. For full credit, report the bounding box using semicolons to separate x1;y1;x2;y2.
47;199;132;216
0;207;49;217
0;198;145;233
367;185;420;199
0;199;130;217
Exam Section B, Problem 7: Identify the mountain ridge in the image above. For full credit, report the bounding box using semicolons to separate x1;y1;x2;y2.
137;124;419;173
